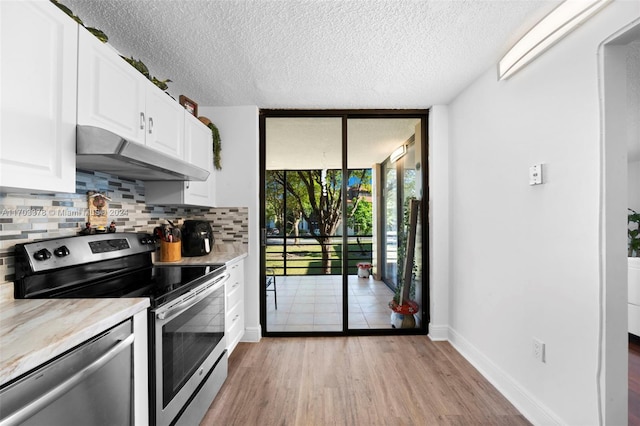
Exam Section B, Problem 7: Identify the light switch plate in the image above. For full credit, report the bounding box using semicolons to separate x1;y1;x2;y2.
529;163;543;185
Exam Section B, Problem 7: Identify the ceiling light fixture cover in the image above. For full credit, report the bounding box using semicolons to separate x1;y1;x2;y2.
390;145;407;163
498;0;612;80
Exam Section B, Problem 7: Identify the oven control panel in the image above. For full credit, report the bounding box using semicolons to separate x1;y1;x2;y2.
89;239;130;254
15;233;156;273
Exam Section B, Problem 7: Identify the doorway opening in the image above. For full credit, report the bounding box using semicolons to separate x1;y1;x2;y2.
600;20;640;425
259;110;429;335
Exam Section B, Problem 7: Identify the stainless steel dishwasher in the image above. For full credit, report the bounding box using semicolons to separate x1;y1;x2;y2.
0;319;134;426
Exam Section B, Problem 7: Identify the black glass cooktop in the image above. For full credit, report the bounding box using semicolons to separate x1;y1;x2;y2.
15;252;224;308
54;265;222;307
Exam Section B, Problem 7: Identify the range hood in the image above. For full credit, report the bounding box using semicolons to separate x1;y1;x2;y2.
76;125;209;181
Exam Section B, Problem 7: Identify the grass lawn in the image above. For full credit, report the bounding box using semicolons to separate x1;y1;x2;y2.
266;239;372;275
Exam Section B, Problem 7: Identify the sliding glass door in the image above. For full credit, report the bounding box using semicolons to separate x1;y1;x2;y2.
347;118;424;331
260;111;428;335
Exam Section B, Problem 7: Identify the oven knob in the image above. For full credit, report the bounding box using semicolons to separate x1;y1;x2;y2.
53;246;70;257
33;248;52;261
141;236;156;245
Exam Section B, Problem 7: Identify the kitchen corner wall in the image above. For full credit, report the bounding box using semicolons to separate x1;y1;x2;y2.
0;170;248;286
445;2;639;425
629;41;640;216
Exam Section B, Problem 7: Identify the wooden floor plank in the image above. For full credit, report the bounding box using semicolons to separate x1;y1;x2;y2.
630;334;640;426
200;336;530;425
201;334;639;425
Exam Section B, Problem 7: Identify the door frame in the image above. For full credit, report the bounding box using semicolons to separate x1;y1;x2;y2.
598;20;640;424
259;109;430;336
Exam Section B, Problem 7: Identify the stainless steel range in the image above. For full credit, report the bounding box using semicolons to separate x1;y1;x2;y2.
12;232;228;426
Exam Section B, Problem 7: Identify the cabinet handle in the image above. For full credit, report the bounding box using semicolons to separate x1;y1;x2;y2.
148;117;154;134
140;112;145;130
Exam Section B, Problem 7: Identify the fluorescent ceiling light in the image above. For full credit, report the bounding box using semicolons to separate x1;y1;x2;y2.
390;145;406;163
498;0;612;80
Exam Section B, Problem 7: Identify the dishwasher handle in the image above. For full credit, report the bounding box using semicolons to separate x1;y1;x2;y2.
0;334;135;426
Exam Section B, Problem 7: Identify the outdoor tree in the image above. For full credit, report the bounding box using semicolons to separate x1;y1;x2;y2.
347;199;372;235
265;173;284;233
268;168;371;274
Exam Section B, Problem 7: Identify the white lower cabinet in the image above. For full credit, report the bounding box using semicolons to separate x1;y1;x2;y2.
225;259;245;354
132;310;149;425
0;1;77;193
630;258;640;337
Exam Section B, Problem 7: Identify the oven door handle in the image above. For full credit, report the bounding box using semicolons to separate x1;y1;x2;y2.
156;273;229;321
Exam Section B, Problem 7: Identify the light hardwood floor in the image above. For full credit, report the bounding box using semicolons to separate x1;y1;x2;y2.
201;336;530;425
630;335;640;425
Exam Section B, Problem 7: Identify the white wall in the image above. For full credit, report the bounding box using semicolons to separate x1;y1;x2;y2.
630;162;640;212
428;106;450;340
199;105;261;342
628;40;640;213
442;1;640;425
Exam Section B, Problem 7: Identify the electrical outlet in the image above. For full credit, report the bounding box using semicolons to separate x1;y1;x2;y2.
533;338;546;363
529;163;543;185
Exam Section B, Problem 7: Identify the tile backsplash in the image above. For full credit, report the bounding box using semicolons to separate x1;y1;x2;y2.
0;170;248;284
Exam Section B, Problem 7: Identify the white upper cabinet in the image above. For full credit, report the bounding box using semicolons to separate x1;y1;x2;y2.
77;27;184;159
145;113;216;207
0;1;78;193
183;114;215;205
77;27;146;145
145;89;185;159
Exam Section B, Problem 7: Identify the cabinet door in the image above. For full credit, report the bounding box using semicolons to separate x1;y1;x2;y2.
0;1;77;193
145;89;184;159
226;260;245;310
225;259;245;354
183;114;215;206
77;28;146;145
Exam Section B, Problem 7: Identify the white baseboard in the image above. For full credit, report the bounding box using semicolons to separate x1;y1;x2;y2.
427;323;449;341
447;327;562;426
240;326;261;343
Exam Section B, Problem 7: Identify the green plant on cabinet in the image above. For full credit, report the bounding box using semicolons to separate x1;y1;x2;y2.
630;208;640;257
51;0;171;91
198;117;222;170
50;0;107;42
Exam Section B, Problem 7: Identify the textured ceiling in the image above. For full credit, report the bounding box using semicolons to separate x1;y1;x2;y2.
265;117;421;169
63;0;561;109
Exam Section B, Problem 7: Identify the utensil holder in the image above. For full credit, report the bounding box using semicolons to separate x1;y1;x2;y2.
160;241;181;262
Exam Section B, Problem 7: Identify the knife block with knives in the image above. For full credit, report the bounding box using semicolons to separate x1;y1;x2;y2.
156;223;182;262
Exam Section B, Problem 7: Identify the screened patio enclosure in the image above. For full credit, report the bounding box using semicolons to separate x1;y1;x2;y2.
260;111;428;334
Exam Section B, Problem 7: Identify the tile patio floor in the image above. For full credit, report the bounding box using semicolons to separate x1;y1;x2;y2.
265;274;396;332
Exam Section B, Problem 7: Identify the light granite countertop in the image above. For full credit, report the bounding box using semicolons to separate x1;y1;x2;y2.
0;243;246;386
0;297;149;385
153;242;248;266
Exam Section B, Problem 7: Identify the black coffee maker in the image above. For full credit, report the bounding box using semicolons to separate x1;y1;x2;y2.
181;220;214;257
